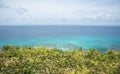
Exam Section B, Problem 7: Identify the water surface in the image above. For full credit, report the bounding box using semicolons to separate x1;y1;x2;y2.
0;25;120;51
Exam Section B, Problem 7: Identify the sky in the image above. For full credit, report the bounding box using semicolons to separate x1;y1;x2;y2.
0;0;120;25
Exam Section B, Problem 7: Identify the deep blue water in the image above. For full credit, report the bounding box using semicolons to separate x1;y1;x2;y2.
0;25;120;51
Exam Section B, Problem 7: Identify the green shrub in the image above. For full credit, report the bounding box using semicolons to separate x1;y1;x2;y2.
2;45;20;51
0;45;120;74
22;45;32;50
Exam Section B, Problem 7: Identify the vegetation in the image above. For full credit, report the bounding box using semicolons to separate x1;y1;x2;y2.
0;45;120;74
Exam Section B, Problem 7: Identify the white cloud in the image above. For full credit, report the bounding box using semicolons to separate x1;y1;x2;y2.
0;0;120;25
0;3;10;8
16;8;29;14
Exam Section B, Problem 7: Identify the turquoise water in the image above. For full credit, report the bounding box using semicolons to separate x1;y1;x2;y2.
0;35;120;51
0;25;120;51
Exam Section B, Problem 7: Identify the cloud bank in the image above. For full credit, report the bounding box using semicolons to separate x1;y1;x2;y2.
0;3;10;8
0;0;120;25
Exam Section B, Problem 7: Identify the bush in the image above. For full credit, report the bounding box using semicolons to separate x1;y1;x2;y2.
0;46;120;74
2;45;20;51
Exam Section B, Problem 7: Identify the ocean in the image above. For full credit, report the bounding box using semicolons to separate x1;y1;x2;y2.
0;25;120;51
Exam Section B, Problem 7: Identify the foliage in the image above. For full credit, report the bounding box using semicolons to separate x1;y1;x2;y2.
2;45;20;51
0;45;120;74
